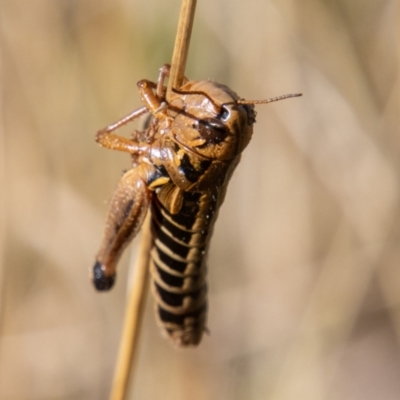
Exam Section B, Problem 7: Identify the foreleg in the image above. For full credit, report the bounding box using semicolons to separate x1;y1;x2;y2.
95;64;182;154
95;106;150;154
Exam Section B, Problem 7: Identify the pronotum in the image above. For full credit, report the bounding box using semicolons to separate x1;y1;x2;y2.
92;64;301;347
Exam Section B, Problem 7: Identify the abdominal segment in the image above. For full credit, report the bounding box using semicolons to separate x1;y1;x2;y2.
150;189;218;347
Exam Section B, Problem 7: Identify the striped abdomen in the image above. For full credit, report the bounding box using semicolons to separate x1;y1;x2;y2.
150;189;218;347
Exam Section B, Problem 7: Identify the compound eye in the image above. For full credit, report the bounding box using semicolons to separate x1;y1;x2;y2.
219;105;230;121
196;118;228;144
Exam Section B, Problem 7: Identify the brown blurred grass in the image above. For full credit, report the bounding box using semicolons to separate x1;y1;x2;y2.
1;0;400;399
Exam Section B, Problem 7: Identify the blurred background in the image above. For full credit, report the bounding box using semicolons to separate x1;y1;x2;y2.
1;0;400;399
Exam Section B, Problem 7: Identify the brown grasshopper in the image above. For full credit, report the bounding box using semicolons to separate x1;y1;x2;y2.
92;64;301;346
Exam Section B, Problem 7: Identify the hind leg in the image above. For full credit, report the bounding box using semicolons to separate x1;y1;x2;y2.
93;164;156;290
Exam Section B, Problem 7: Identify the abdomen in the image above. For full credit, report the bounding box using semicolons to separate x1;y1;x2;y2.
150;189;218;346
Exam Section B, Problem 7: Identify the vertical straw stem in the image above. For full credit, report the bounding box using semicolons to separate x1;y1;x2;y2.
167;0;197;100
109;1;197;399
0;48;5;326
109;214;151;400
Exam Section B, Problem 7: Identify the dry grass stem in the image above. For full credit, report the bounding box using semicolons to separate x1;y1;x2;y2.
110;214;152;400
110;3;197;397
0;56;5;324
166;0;197;100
